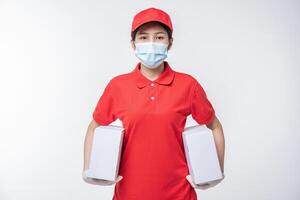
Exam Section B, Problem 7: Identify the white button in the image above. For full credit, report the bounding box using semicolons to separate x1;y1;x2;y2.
150;96;155;100
151;83;155;87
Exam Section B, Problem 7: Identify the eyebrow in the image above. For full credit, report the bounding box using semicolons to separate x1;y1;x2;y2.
137;31;167;35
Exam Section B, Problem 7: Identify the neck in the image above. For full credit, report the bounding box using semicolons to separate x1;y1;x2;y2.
140;62;165;81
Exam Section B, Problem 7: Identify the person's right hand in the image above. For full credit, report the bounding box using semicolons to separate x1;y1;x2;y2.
82;170;123;186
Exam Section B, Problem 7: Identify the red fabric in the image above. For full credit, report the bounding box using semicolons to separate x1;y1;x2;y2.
92;61;215;200
131;7;173;33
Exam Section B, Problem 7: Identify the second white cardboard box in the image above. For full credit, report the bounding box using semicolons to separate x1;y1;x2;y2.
183;125;223;185
86;125;124;182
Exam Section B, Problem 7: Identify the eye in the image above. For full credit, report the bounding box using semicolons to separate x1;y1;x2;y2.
157;36;165;40
139;36;147;40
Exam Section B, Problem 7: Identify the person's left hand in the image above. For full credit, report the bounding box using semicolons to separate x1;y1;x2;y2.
82;170;123;186
186;173;225;190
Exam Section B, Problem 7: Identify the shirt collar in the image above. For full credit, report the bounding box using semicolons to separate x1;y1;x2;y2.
131;61;175;89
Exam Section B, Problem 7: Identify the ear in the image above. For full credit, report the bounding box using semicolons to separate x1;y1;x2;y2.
167;38;173;51
130;40;136;50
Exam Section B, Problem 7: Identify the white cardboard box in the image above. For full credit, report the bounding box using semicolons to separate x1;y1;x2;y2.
86;125;124;182
183;125;223;185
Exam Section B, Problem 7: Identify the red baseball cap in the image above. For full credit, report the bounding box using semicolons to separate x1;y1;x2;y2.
131;7;173;33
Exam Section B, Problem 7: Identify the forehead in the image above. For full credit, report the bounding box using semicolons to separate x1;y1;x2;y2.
136;21;167;34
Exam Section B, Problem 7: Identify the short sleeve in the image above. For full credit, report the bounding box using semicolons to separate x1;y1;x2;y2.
190;80;215;125
92;80;117;125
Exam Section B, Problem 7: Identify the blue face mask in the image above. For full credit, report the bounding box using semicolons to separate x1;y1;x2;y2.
134;42;168;69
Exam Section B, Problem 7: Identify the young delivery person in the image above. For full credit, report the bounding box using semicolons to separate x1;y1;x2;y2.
83;7;225;200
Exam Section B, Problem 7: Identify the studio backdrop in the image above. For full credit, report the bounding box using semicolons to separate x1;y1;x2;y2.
0;1;299;200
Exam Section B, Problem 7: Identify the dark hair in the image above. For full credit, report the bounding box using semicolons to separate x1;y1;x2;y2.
131;21;172;41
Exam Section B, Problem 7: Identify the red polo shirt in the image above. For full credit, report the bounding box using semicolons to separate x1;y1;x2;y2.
92;61;215;200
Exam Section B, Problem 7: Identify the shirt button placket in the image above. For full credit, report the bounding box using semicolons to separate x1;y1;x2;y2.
149;82;156;101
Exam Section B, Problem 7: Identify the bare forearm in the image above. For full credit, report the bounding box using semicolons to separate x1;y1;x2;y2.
206;116;225;173
83;120;99;171
212;125;225;172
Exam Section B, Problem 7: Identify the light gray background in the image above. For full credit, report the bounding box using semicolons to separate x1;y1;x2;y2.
0;0;299;200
